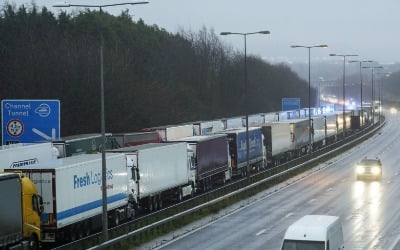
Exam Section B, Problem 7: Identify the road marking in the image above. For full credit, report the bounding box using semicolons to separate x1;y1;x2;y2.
389;231;400;250
285;212;293;218
327;188;333;192
345;215;353;221
256;229;266;236
309;199;316;203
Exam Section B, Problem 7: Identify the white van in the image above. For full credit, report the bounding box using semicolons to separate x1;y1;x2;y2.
281;215;344;250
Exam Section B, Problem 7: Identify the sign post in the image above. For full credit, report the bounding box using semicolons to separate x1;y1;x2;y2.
2;100;60;145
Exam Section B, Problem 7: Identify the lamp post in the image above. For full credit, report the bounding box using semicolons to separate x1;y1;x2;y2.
362;66;383;124
330;53;358;136
349;60;373;126
375;71;391;124
291;45;328;150
220;30;270;175
53;0;149;241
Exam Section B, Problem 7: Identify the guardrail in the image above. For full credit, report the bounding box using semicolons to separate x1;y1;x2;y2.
56;120;385;250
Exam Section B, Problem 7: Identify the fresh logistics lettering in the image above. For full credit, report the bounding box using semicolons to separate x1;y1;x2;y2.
73;170;113;189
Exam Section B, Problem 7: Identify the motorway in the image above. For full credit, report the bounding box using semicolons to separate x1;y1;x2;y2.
144;111;400;250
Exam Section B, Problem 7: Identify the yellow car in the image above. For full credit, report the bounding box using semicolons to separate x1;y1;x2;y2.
356;158;382;180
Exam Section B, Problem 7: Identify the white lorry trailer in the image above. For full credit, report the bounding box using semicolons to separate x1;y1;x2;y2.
108;142;195;213
140;124;193;141
0;142;58;171
312;115;326;149
221;116;244;130
192;120;224;136
262;118;310;166
5;153;134;243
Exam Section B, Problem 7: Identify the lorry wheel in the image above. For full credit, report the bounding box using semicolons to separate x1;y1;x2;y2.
178;189;183;202
158;198;163;209
78;225;84;239
153;197;159;210
70;226;78;241
130;208;136;219
148;199;153;212
113;211;120;226
84;221;91;237
29;235;39;250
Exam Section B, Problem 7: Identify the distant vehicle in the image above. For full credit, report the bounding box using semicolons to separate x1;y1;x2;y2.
390;107;397;114
281;215;344;250
356;157;383;180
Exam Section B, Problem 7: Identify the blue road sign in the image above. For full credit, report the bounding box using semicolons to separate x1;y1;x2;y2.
2;100;60;144
282;98;301;111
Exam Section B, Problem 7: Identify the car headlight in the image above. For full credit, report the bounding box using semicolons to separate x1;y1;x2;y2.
372;166;381;175
356;166;365;174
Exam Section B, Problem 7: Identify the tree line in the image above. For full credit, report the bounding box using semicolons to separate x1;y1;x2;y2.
0;4;312;137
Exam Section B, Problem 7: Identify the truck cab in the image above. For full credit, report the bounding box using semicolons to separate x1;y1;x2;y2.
0;172;43;249
21;174;43;247
281;215;344;250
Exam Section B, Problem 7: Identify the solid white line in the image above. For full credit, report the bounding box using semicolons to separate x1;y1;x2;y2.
389;232;400;250
256;229;266;236
309;199;316;203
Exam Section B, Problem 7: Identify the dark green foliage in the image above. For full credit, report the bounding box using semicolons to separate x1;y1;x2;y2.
0;5;309;136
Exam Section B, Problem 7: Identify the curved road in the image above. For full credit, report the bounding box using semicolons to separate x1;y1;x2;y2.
149;111;400;250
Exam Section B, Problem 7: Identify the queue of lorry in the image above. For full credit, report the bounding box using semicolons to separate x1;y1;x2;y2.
0;108;369;248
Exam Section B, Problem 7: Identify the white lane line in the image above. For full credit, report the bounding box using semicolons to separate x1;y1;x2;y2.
256;229;266;236
285;212;294;218
309;199;316;203
389;232;400;250
345;215;353;221
327;188;333;192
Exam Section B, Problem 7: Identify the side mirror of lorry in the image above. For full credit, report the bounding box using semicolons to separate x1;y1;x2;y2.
39;196;44;214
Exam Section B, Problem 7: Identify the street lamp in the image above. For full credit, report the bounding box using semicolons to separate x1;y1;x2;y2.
349;60;373;126
362;66;383;124
53;0;149;241
375;71;391;124
330;53;358;136
291;44;328;150
220;30;270;175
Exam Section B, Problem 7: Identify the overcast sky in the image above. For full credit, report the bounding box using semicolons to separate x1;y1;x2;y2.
3;0;400;64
